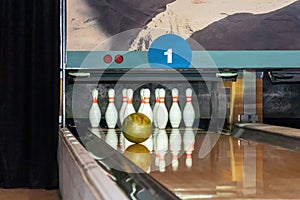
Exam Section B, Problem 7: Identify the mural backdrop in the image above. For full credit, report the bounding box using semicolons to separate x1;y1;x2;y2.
67;0;300;50
66;0;300;126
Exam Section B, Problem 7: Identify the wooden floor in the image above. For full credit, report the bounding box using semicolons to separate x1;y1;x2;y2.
0;189;60;200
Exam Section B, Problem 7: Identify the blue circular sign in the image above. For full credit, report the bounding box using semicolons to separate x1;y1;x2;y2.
148;34;192;68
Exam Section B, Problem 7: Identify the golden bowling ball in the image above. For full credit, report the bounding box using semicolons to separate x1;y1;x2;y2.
122;113;152;143
124;144;151;172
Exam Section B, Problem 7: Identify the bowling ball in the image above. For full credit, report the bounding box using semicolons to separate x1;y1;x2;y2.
122;113;152;143
124;144;151;172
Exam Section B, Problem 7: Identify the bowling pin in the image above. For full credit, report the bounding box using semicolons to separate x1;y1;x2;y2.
105;129;118;150
123;88;135;120
170;128;182;171
169;88;182;128
183;128;195;168
153;88;160;127
183;88;195;127
119;88;127;125
140;88;153;122
105;89;118;128
138;88;145;113
155;88;168;129
156;129;168;172
89;88;101;128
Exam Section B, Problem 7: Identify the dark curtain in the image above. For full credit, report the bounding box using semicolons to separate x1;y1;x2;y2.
0;0;59;188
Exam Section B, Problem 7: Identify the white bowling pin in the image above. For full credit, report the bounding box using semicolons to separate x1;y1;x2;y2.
169;88;182;128
105;129;118;150
153;88;160;127
156;129;168;172
89;88;101;128
140;88;153;122
183;128;195;168
123;89;135;120
105;89;118;128
119;88;127;125
155;88;168;129
183;88;195;127
170;128;182;171
138;88;145;113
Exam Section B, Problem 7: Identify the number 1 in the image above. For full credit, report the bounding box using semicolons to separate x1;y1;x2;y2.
164;48;173;64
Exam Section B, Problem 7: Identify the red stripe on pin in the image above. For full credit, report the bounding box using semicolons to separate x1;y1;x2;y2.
109;97;114;103
92;98;98;103
144;97;150;103
186;97;192;102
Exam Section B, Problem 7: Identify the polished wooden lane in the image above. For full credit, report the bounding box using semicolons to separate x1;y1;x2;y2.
237;123;300;139
84;126;300;199
148;132;300;199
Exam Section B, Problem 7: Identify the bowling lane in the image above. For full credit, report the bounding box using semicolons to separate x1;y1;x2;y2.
149;131;300;199
77;126;300;199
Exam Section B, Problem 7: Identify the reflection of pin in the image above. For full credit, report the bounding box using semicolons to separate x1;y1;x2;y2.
153;128;160;166
170;128;182;171
119;88;127;125
121;132;134;150
183;88;195;127
106;129;118;150
156;129;168;172
119;132;125;152
140;88;153;122
123;89;135;119
169;88;182;128
141;135;153;152
89;127;101;138
138;88;145;113
156;88;168;129
153;88;160;127
105;89;118;128
89;88;101;128
183;128;195;168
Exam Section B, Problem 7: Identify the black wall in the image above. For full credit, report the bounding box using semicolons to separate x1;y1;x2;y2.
263;74;300;128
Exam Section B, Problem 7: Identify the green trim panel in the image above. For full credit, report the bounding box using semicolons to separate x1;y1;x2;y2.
66;50;300;69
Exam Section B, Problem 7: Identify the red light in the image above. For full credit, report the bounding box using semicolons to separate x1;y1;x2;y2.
115;55;123;64
103;55;112;63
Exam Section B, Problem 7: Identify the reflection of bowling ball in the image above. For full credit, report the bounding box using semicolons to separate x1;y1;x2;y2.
124;144;151;172
122;113;152;143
